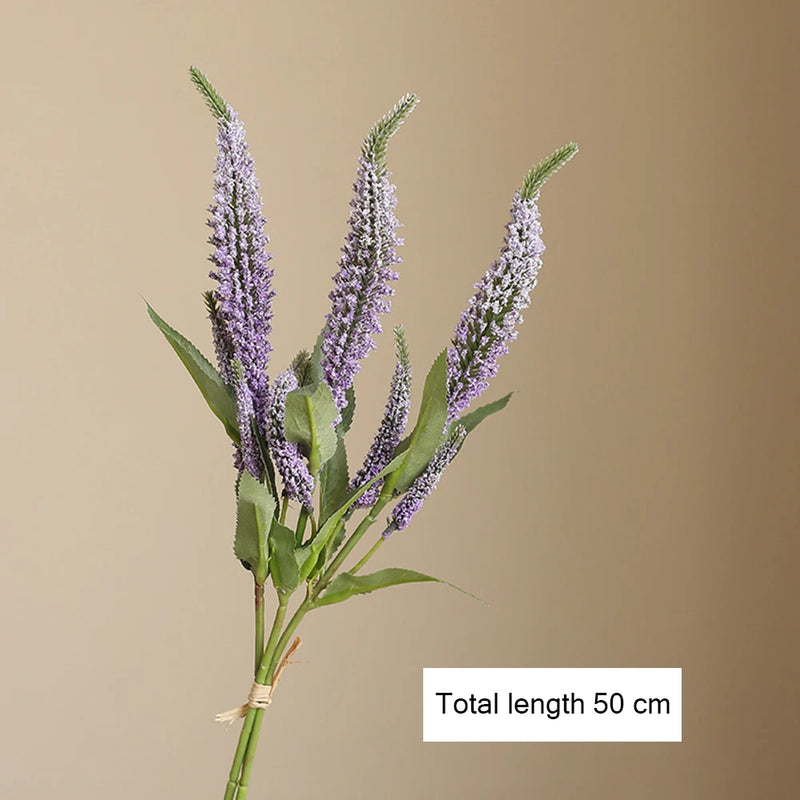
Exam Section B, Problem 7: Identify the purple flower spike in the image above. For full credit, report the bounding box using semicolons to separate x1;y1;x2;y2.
266;370;315;510
446;191;546;421
204;291;235;384
233;366;262;478
320;156;402;409
350;326;412;506
383;425;467;536
207;105;275;417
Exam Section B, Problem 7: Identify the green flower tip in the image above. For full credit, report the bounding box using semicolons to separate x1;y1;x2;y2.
362;93;420;168
290;349;314;388
520;141;579;200
189;66;230;122
393;324;410;368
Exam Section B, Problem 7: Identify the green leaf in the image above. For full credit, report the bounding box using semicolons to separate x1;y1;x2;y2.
315;568;458;607
452;393;512;436
235;473;276;582
284;381;338;474
338;386;356;435
308;333;325;387
268;520;301;592
520;142;579;200
388;350;449;493
320;435;349;527
296;450;408;582
146;302;239;442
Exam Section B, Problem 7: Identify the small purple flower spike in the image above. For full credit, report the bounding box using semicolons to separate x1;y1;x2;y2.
383;424;467;536
266;370;315;510
350;326;411;506
445;142;578;421
446;191;546;422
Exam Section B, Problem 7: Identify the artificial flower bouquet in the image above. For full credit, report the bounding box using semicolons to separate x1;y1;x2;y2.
147;67;576;798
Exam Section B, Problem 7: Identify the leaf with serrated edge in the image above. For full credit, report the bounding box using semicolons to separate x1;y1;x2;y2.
234;473;276;579
146;302;239;442
268;520;301;592
284;381;338;473
315;568;480;607
389;350;448;493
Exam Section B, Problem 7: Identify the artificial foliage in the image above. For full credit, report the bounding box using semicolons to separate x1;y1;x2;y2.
148;67;577;799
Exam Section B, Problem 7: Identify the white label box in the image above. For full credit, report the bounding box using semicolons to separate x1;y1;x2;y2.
423;668;682;742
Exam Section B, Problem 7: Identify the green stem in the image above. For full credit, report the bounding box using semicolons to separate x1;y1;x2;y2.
279;495;289;525
350;537;384;575
313;497;389;600
232;497;391;797
235;597;313;798
254;582;265;676
295;507;309;546
223;592;289;800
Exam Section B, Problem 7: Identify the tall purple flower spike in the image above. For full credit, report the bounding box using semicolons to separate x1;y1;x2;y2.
320;94;418;410
383;425;467;536
320;156;402;410
207;105;275;424
446;191;546;422
350;326;412;507
445;141;578;422
266;370;315;510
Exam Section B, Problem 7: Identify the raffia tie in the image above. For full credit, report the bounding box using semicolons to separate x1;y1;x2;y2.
215;637;302;724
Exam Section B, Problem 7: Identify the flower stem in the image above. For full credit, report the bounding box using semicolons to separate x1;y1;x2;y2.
223;592;289;800
313;497;389;600
295;506;309;545
234;597;313;798
350;538;383;575
254;581;265;675
230;496;391;797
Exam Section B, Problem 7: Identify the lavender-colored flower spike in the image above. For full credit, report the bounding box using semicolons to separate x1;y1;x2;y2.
232;362;262;478
320;94;418;409
203;291;235;384
266;370;315;510
446;143;578;422
350;326;412;507
383;425;467;536
206;101;275;420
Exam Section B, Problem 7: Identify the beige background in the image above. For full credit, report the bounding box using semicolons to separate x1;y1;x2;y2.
1;1;798;798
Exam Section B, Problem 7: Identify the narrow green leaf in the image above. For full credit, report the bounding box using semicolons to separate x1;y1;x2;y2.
452;393;512;436
389;350;449;493
268;519;301;592
308;332;325;387
146;302;239;442
284;381;338;474
520;142;579;200
315;567;475;607
234;473;276;581
320;435;349;527
338;386;356;435
296;450;408;582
